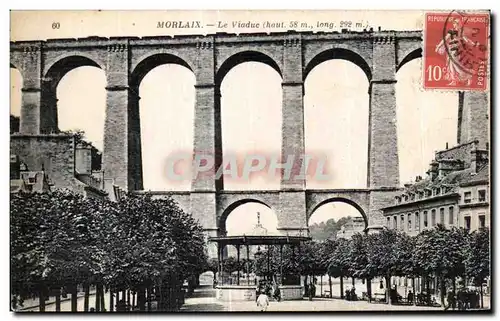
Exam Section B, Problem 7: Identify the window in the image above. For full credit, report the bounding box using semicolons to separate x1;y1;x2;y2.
448;206;454;225
440;208;445;225
478;190;486;202
395;196;401;204
28;177;36;184
479;215;486;228
425;190;432;197
401;215;405;231
410;194;415;201
415;212;420;231
423;211;428;228
408;213;412;231
431;209;436;226
387;217;391;228
464;216;471;230
464;191;472;204
394;216;398;229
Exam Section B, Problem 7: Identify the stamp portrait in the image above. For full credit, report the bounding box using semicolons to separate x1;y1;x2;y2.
424;11;489;91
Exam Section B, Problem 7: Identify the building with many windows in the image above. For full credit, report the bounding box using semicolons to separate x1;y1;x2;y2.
380;140;489;298
336;216;366;239
381;141;489;235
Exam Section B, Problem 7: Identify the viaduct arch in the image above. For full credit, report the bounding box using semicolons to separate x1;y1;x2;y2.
11;30;486;255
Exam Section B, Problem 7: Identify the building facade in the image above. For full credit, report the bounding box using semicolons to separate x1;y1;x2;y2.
381;141;489;235
380;141;490;297
336;216;366;239
10;137;112;200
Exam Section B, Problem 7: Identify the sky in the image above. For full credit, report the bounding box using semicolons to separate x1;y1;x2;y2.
10;10;459;236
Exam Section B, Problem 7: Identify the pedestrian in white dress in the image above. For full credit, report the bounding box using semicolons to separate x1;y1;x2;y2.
256;293;269;312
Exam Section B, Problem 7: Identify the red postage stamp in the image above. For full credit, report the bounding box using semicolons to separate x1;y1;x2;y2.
423;11;490;91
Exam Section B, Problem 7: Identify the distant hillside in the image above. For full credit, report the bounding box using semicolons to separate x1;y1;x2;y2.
309;216;352;241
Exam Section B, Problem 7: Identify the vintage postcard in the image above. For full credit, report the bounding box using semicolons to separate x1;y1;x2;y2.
9;10;491;312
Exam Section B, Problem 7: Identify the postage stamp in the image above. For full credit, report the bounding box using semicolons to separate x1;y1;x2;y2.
423;11;490;91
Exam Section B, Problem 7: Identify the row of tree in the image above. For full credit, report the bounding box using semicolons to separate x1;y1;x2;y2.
213;226;489;307
11;190;207;312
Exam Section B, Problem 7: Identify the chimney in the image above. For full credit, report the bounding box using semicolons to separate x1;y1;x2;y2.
470;148;489;173
75;142;92;175
10;154;20;179
427;160;439;181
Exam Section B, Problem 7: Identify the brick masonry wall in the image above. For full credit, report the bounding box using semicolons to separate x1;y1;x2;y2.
465;91;489;150
368;38;399;189
278;191;308;233
369;190;401;226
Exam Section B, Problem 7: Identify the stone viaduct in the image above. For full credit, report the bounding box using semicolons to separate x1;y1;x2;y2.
10;29;488;245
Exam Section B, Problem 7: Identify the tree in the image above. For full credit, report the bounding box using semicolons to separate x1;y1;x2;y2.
465;228;490;308
10;190;109;311
319;239;337;298
365;229;399;304
327;238;351;299
347;233;372;299
11;191;207;312
413;225;471;306
100;193;207;311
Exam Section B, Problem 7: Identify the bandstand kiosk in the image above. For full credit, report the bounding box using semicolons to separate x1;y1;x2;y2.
209;213;311;302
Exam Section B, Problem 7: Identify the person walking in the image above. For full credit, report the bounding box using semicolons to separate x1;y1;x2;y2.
256;292;270;312
408;290;414;305
445;290;456;311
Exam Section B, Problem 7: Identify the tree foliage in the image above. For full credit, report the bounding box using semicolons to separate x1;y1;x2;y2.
11;190;207;308
465;228;490;286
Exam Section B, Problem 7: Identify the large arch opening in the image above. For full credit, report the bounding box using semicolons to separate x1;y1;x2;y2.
56;66;106;150
308;199;367;297
43;56;105;148
396;57;459;185
10;66;22;133
304;48;372;81
135;59;195;191
219;58;282;191
304;59;369;189
308;199;367;240
221;201;278;236
216;51;282;85
218;201;280;285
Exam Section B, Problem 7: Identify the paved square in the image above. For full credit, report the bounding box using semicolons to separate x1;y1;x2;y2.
180;288;451;312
